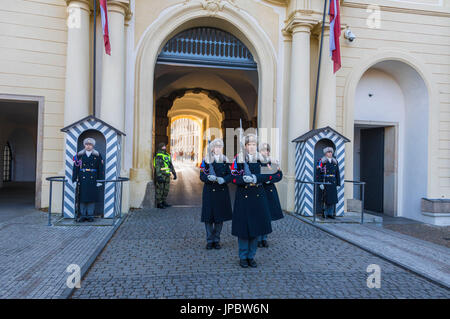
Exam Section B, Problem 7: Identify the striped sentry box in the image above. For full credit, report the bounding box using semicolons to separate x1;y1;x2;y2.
61;116;125;219
292;126;350;217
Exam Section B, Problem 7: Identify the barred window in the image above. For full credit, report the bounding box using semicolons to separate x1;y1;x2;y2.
3;143;12;182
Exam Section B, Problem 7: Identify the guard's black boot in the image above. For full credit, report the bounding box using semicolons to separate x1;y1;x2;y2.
257;241;263;248
239;259;249;268
329;215;335;219
206;243;214;250
213;242;221;249
162;201;171;208
247;259;257;268
157;203;165;209
87;217;94;222
262;240;269;248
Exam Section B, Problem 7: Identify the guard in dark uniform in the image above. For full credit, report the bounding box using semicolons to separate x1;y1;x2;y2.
72;138;104;222
317;146;341;219
200;139;233;250
231;134;272;268
257;143;283;248
153;142;177;209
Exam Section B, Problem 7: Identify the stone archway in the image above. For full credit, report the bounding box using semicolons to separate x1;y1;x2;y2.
131;3;276;207
154;88;253;157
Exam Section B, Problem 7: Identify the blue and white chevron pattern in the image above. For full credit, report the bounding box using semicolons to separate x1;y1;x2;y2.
294;131;346;217
63;118;120;219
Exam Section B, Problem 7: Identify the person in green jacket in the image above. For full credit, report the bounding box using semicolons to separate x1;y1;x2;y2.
153;142;177;209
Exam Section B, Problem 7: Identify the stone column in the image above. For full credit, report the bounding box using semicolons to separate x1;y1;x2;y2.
316;26;337;129
286;23;312;212
99;0;128;131
64;0;91;125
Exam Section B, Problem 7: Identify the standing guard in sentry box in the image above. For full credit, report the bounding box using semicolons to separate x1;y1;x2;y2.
231;134;272;268
257;142;284;248
72;137;104;222
199;138;233;250
317;147;341;219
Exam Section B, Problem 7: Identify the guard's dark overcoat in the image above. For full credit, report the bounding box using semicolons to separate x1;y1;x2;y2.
261;165;284;221
200;159;233;223
72;150;104;203
231;160;272;239
317;156;341;205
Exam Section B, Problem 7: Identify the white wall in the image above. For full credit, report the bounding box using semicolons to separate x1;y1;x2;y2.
354;61;429;222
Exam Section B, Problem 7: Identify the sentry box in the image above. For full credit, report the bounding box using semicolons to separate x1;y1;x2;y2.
292;126;350;217
61;116;125;219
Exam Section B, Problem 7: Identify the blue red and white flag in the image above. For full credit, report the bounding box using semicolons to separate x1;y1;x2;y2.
99;0;111;55
230;155;243;176
200;159;208;174
329;0;341;73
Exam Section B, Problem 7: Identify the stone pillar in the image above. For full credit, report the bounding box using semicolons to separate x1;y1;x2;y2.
64;0;91;125
316;26;337;129
99;0;128;131
286;23;312;212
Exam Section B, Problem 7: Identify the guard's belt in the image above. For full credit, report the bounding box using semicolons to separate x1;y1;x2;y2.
324;174;335;177
245;183;262;188
81;168;97;172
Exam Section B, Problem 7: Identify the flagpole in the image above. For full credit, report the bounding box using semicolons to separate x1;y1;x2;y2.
93;0;97;117
312;0;328;130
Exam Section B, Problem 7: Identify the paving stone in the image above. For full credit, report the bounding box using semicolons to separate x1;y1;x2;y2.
0;212;118;298
72;207;450;299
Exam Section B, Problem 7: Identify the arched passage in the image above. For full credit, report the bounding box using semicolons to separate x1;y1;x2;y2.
131;4;277;208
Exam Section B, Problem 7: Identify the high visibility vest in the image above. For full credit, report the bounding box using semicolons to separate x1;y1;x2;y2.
153;152;171;175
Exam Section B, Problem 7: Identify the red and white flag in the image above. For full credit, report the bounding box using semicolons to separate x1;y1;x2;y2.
329;0;341;73
99;0;111;55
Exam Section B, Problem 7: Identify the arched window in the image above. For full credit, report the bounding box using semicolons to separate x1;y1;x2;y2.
3;142;12;182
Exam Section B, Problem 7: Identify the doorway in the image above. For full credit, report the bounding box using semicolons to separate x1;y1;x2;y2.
152;26;258;206
354;124;397;216
0;98;40;221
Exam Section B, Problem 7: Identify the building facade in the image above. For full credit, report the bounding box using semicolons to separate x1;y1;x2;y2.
0;0;449;225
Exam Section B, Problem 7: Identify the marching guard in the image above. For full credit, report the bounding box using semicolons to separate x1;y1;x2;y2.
199;139;233;250
257;143;284;248
72;137;104;222
231;134;272;268
153;142;177;209
316;146;341;219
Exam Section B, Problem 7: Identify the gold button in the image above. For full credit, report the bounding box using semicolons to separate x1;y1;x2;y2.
270;190;273;192
245;195;248;198
212;189;216;192
257;194;259;197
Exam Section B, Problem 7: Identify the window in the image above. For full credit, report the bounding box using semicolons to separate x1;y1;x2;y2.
3;143;12;182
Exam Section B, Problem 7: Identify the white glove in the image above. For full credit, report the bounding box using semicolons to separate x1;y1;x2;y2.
217;177;225;185
96;183;102;187
243;175;253;183
319;184;324;190
207;175;217;182
251;174;257;184
266;180;271;184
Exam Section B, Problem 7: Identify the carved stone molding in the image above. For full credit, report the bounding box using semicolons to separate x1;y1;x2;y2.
184;0;238;15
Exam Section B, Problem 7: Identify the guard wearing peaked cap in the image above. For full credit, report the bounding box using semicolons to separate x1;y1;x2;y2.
200;138;233;250
72;137;104;222
316;146;341;219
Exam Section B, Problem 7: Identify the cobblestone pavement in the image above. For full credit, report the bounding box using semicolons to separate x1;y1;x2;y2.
0;211;119;298
72;207;450;299
384;222;450;248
